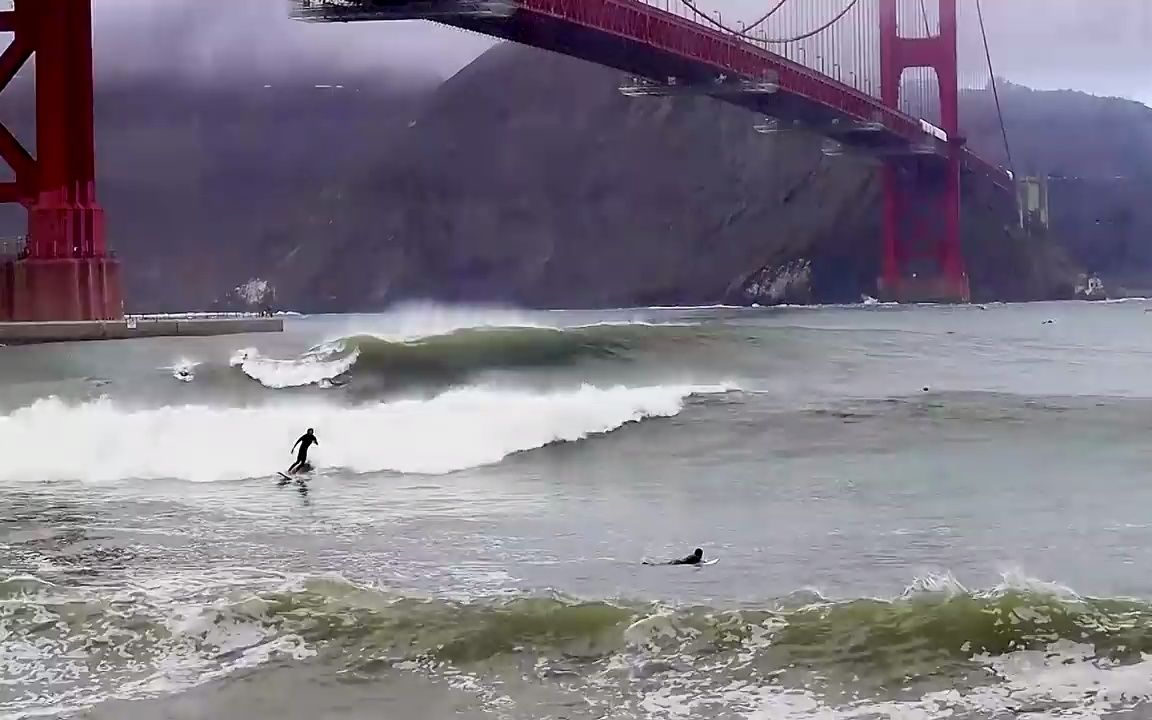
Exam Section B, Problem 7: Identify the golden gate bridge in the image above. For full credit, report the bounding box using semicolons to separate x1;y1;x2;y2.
0;0;1017;321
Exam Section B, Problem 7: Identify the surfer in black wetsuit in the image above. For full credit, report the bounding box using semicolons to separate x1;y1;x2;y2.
289;428;318;474
645;548;704;566
671;548;704;565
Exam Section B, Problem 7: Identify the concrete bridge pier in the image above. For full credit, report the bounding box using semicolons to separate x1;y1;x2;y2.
878;153;970;303
1017;175;1050;233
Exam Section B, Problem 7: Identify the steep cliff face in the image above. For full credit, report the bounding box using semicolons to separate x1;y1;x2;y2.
0;73;435;311
96;78;434;311
308;43;876;309
304;43;1074;310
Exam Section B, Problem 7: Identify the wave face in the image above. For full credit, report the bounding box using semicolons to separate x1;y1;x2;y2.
231;323;709;391
0;384;728;483
7;573;1152;719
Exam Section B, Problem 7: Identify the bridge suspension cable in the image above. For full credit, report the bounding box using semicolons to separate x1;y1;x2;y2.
900;0;938;121
674;0;791;39
975;0;1015;176
917;0;932;35
677;0;862;45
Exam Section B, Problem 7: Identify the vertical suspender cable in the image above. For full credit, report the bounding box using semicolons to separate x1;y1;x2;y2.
976;0;1015;174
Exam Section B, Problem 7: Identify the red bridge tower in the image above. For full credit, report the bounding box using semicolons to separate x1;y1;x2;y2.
878;0;968;303
0;0;121;322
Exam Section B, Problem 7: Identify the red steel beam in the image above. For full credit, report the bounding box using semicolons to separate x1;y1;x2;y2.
0;123;33;189
0;35;33;197
433;0;1006;183
519;0;926;141
0;182;20;204
0;36;31;87
299;0;1009;181
0;0;121;321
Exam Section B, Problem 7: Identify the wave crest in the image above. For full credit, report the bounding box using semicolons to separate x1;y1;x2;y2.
231;345;360;389
14;575;1152;681
9;573;1152;719
199;574;1152;711
46;574;1151;672
0;383;729;482
233;323;707;390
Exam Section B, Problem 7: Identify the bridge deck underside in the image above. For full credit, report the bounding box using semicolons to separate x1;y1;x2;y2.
489;17;906;141
295;0;1010;187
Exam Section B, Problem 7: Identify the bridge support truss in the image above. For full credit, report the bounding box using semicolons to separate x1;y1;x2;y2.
0;0;121;322
878;0;968;303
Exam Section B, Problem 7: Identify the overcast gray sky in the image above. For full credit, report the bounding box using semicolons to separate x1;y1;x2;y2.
963;0;1151;102
91;0;494;81
90;0;1150;102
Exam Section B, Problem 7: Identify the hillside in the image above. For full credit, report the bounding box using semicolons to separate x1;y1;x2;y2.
2;43;1149;310
962;82;1152;289
0;72;435;311
962;82;1152;179
294;43;1073;309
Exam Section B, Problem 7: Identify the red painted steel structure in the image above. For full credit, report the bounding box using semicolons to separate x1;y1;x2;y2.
298;0;1011;303
0;0;121;322
307;0;955;154
878;0;968;302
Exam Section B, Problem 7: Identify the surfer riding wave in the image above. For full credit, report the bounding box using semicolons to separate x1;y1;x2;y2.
289;428;318;474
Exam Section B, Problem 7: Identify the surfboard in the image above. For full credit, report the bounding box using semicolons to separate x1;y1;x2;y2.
642;558;719;566
277;461;313;482
277;471;310;495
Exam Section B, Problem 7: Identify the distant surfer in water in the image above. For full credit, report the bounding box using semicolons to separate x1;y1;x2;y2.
645;548;704;566
289;428;318;474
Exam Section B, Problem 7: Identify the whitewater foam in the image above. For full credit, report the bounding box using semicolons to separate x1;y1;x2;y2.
0;384;731;483
711;639;1152;720
902;570;969;597
232;345;359;389
319;302;555;343
8;568;1152;720
0;569;318;718
168;358;199;383
323;302;703;341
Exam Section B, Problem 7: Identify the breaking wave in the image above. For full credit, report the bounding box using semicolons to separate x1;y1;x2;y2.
230;323;711;390
0;383;731;483
7;571;1152;719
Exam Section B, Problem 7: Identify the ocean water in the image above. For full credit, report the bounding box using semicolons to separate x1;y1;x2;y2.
4;300;1152;719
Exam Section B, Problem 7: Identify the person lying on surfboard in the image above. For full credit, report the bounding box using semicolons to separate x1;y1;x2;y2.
645;548;704;566
289;428;318;474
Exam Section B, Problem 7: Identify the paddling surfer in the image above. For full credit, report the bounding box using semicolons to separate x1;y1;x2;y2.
645;548;704;566
670;548;704;565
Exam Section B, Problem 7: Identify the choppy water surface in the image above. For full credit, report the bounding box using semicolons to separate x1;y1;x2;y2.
4;301;1152;719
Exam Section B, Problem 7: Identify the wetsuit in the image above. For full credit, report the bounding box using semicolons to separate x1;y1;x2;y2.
670;554;702;566
290;432;318;473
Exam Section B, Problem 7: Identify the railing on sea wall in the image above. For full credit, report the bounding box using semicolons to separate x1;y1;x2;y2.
125;312;288;321
0;236;27;261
